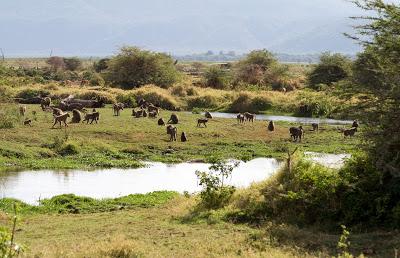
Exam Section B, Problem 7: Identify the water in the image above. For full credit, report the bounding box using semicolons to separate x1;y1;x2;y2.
197;112;353;125
0;153;351;205
0;158;281;205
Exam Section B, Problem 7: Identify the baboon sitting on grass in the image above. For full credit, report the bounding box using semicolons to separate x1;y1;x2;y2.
166;125;177;141
168;113;179;124
181;132;188;142
23;119;32;127
71;109;82;123
158;118;166;126
268;121;275;131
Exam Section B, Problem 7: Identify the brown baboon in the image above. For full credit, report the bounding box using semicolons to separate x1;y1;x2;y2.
168;113;179;124
197;118;208;127
205;111;213;119
138;99;147;108
311;123;319;131
158;118;166;126
181;132;187;142
143;110;148;117
52;113;70;128
148;111;157;118
268;121;275;131
19;106;26;116
166;125;177;141
148;105;159;115
71;109;82;123
244;112;255;122
113;103;124;116
134;109;143;118
343;127;357;137
289;126;304;142
52;108;64;116
83;111;100;124
23;119;32;127
237;113;245;124
352;120;359;129
40;97;52;110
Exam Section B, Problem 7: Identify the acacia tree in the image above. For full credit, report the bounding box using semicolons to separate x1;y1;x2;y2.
105;47;180;89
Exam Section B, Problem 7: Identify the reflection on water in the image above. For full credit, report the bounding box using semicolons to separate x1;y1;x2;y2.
0;158;281;205
197;112;353;125
305;152;351;169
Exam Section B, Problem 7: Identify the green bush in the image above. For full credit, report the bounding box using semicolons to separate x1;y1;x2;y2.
228;93;272;113
63;57;82;71
89;73;105;86
134;89;179;110
57;143;80;156
116;94;137;108
203;66;232;89
0;105;19;129
16;88;50;100
187;95;219;109
105;46;180;89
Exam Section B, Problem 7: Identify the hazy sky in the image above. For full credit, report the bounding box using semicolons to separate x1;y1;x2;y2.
0;0;365;56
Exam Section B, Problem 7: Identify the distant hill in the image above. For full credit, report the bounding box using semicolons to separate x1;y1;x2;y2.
0;0;363;56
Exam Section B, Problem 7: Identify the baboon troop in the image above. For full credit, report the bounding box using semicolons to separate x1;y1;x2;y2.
237;113;245;123
312;123;319;131
166;125;178;141
149;111;158;118
158;118;166;126
343;127;357;137
113;103;124;116
268;121;275;132
197;118;208;127
181;132;188;142
53;113;70;128
168;113;179;124
205;111;213;119
19;106;26;116
83;110;100;124
23;119;32;127
71;109;82;123
148;104;159;115
289;126;304;142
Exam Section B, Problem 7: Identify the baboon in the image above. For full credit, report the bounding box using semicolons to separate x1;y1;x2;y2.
138;99;147;108
237;113;245;124
143;110;148;117
268;121;275;131
23;119;32;127
289;126;304;142
197;118;208;127
83;111;100;124
311;123;319;131
343;127;357;137
158;118;166;126
19;106;26;116
40;97;51;110
181;132;188;142
52;108;64;116
52;113;70;128
244;112;255;122
148;105;159;115
134;109;143;118
168;113;179;124
113;103;124;116
149;111;157;118
352;120;359;129
71;109;82;123
205;111;213;119
166;125;177;141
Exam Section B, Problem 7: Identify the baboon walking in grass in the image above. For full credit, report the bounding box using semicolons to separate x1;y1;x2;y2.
311;123;319;131
343;127;357;138
113;103;124;116
83;111;100;124
23;119;32;127
237;113;245;124
289;126;304;142
19;106;26;117
244;112;255;122
197;118;208;127
53;113;70;128
166;125;177;141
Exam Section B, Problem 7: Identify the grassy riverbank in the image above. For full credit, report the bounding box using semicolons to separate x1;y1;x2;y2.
0;104;359;172
0;194;398;257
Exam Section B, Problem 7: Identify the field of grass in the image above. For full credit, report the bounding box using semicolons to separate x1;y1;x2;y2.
0;103;359;172
0;195;398;257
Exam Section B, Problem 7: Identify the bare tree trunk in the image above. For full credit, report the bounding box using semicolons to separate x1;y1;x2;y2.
287;147;298;175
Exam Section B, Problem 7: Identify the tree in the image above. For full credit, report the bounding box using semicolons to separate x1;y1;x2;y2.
104;47;180;89
307;52;352;89
63;57;82;71
93;58;110;73
47;56;65;71
234;49;278;85
203;66;231;89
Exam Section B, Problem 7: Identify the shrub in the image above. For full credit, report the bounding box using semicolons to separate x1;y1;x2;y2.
16;88;50;100
105;46;180;89
228;93;272;113
75;91;116;104
57;143;80;156
116;94;137;108
0;105;19;129
195;160;238;209
171;85;187;97
187;95;219;109
89;73;105;86
94;58;110;73
63;57;82;71
203;66;232;89
134;88;179;110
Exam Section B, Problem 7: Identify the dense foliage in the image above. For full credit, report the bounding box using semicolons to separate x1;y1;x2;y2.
104;47;180;89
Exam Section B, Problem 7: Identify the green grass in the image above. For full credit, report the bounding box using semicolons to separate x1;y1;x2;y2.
0;103;360;171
